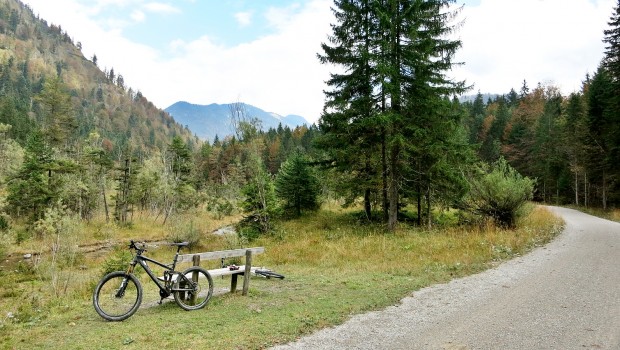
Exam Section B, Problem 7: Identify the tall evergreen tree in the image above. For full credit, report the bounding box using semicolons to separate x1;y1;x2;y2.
601;0;620;205
603;0;620;85
36;77;76;149
377;0;467;229
319;0;467;229
317;0;384;219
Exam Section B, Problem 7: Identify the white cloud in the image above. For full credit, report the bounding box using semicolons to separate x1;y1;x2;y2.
452;0;615;95
130;10;145;23
156;0;333;122
143;2;181;14
21;0;617;125
22;0;333;123
265;3;303;30
234;11;252;27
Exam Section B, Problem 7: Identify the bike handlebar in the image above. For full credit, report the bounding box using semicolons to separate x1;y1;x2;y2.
129;240;146;252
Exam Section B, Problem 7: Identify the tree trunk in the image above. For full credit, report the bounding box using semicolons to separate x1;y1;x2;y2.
602;171;607;210
584;172;588;208
417;189;422;227
387;144;400;231
381;130;389;223
426;184;432;230
574;171;579;206
364;188;372;220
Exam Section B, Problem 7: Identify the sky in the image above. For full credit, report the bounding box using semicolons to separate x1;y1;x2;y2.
21;0;617;124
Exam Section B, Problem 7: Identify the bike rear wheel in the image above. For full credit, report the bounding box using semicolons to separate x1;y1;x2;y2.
173;267;213;311
93;271;142;321
255;269;285;279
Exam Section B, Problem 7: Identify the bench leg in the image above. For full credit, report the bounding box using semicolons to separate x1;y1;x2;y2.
230;273;238;293
242;250;252;296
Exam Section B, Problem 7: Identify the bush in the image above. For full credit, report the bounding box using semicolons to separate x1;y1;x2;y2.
238;170;280;238
166;219;201;248
100;247;134;277
0;215;8;231
461;158;535;228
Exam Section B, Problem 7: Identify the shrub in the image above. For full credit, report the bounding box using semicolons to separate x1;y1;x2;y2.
166;219;201;248
100;247;134;277
238;170;280;239
461;158;535;228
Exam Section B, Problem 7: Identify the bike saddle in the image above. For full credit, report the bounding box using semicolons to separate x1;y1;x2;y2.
170;242;189;247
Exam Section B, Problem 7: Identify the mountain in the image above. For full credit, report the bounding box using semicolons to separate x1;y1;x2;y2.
165;101;309;141
0;0;197;151
459;93;500;104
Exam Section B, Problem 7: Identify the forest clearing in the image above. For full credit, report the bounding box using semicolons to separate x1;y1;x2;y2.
0;204;564;349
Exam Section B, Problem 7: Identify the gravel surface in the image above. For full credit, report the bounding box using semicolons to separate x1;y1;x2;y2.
272;206;620;350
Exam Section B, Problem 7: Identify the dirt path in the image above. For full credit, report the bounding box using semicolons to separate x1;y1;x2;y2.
272;207;620;350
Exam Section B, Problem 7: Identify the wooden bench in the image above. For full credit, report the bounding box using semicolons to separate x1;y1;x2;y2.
176;247;264;296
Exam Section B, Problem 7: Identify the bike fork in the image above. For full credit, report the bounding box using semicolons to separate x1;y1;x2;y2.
115;278;128;298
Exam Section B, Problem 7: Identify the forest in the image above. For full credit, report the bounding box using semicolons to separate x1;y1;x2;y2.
0;0;619;243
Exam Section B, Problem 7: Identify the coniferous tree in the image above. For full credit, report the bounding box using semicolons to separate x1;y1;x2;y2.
317;0;383;219
603;1;620;85
586;66;615;208
378;0;467;229
602;0;620;204
319;0;467;229
36;77;76;149
275;151;321;216
7;131;56;220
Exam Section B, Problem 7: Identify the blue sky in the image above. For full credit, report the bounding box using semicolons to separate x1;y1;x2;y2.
22;0;616;123
93;1;303;49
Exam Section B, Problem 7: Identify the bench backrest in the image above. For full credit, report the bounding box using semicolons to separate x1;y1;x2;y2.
176;247;264;264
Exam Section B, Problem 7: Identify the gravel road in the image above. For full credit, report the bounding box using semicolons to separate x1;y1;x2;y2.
272;206;620;350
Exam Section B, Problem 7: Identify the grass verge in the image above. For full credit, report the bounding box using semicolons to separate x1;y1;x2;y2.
0;205;563;350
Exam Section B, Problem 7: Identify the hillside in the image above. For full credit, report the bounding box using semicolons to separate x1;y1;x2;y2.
166;101;309;141
0;0;198;151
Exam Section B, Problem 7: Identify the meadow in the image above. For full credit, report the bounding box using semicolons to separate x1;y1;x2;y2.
0;204;563;349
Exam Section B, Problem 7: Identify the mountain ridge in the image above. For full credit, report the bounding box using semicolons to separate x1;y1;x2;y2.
165;101;309;141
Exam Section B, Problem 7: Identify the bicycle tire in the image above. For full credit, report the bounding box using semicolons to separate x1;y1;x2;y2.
93;271;143;321
255;269;285;279
173;266;213;311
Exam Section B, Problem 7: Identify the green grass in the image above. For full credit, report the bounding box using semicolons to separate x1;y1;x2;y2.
0;205;563;350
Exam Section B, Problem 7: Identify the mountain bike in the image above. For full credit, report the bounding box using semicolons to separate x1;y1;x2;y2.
93;240;213;321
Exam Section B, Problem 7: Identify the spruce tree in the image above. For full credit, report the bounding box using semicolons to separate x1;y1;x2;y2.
319;0;467;229
601;0;620;204
377;0;467;229
275;151;320;217
317;0;383;219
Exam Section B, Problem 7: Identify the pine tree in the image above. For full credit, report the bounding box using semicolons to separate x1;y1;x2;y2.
319;0;467;229
36;77;76;149
7;131;55;220
603;0;620;85
601;0;620;205
378;0;467;229
275;151;320;216
317;0;383;219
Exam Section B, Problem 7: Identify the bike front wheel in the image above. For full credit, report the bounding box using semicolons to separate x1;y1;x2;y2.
93;271;143;321
173;267;213;311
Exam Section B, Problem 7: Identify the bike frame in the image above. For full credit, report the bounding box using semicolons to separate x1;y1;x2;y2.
126;246;188;294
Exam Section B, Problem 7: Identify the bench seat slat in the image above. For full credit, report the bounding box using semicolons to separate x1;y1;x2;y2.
176;247;264;263
208;266;258;277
